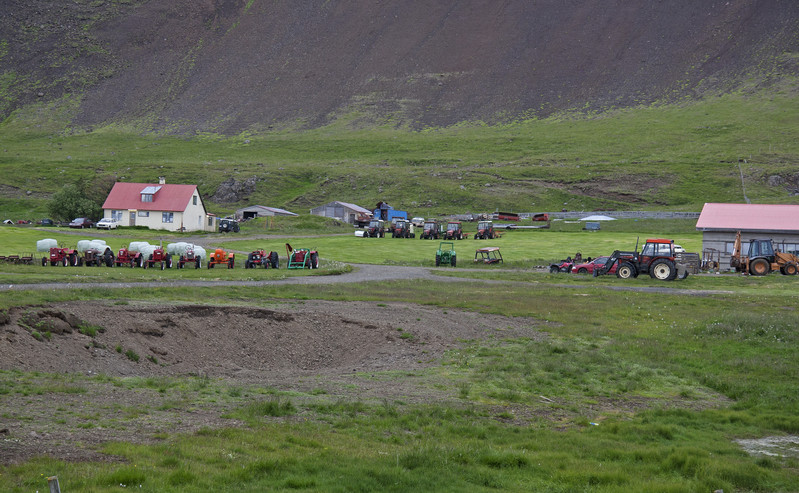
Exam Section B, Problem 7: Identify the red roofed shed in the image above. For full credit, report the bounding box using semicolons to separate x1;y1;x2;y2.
696;203;799;269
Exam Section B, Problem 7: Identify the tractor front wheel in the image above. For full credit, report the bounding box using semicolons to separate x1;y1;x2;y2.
41;257;47;267
749;258;770;276
784;262;798;275
166;254;173;269
195;257;201;269
650;259;677;281
616;262;636;279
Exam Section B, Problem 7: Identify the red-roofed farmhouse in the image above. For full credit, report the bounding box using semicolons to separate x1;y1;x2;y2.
696;203;799;268
102;179;216;232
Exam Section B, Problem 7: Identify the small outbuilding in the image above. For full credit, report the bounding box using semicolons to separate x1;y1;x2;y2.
696;203;799;268
310;201;372;224
236;205;297;220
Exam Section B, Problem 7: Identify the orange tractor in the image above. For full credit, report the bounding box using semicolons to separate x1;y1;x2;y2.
730;231;799;276
208;248;235;269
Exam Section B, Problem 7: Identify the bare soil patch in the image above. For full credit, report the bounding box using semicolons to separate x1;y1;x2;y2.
0;300;542;464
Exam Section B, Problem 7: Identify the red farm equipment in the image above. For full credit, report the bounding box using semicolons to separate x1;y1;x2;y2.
208;248;235;269
391;219;415;238
443;221;467;240
245;249;279;269
419;220;443;240
82;247;114;267
42;247;80;267
594;238;689;281
177;247;202;269
286;243;319;269
474;220;498;240
114;247;143;268
142;247;173;270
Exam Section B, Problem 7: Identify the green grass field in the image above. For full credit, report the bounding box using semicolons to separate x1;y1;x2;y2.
2;89;799;220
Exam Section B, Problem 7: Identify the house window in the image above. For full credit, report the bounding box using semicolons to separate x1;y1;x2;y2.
112;210;123;221
138;211;149;217
193;196;198;206
141;194;153;202
162;212;174;223
208;217;213;226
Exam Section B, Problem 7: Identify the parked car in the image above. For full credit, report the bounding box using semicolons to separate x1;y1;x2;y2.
673;244;685;253
37;218;54;226
571;256;618;275
218;218;240;233
96;218;119;230
69;217;94;229
411;217;425;227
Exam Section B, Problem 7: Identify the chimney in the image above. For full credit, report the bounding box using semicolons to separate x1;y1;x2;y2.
158;176;165;185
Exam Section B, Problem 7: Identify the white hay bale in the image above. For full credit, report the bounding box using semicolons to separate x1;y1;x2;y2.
36;239;58;252
128;241;150;253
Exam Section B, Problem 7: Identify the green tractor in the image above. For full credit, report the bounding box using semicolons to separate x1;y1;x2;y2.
435;242;457;267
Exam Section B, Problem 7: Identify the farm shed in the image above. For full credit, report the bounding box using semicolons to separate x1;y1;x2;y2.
696;203;799;268
102;179;216;232
236;205;297;220
310;201;372;224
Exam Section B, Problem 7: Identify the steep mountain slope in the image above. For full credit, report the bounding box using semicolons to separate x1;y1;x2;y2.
2;0;798;134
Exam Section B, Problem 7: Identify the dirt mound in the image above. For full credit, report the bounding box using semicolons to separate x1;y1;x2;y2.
3;1;798;133
0;300;541;380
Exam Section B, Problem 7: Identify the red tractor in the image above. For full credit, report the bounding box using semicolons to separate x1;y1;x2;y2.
42;247;80;267
286;243;319;269
177;247;202;269
474;220;498;240
142;247;173;270
443;221;467;240
419;220;443;240
594;238;687;281
208;248;235;269
391;219;415;238
82;247;114;267
114;247;143;268
245;249;279;269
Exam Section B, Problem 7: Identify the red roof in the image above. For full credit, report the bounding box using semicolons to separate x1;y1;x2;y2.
696;203;799;233
102;183;200;212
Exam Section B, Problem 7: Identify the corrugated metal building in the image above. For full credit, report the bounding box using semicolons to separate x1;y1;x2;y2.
310;201;372;224
696;203;799;268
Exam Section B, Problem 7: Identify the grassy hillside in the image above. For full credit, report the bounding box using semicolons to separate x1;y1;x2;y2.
1;87;798;219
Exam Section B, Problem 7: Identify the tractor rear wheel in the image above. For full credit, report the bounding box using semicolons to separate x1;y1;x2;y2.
616;262;636;279
650;259;677;281
41;257;46;267
750;258;770;276
270;251;279;269
166;255;173;269
310;252;319;269
783;262;798;275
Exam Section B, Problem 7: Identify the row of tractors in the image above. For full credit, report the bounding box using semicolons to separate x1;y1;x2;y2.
37;241;319;271
363;219;502;241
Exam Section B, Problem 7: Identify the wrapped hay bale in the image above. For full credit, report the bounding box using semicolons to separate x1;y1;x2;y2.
139;244;158;258
128;241;150;253
167;242;190;255
192;246;207;261
77;240;93;252
36;239;58;252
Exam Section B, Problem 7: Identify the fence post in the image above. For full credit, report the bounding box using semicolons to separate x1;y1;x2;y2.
48;476;61;493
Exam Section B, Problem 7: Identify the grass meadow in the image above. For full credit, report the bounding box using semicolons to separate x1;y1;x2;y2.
1;275;798;491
